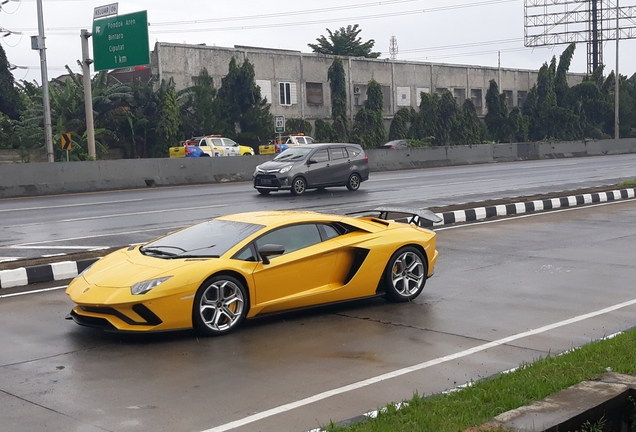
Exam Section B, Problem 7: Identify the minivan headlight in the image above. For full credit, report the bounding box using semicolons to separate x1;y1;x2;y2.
279;165;293;173
131;276;172;295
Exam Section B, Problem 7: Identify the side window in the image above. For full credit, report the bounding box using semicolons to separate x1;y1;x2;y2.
348;147;361;157
223;138;238;147
255;224;322;256
306;137;314;144
234;245;257;261
311;149;329;163
318;224;340;240
211;138;223;147
329;147;349;160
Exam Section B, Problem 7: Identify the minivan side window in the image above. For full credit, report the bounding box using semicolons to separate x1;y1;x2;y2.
330;147;349;160
311;149;329;163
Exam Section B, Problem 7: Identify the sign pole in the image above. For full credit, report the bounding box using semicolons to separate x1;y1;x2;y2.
81;29;96;159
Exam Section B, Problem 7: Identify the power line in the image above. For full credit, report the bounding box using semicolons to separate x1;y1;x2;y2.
11;0;520;33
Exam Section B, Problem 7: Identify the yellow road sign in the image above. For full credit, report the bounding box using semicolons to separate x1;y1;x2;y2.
61;133;72;150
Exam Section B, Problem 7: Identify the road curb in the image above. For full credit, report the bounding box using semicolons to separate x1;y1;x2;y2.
431;187;636;226
1;186;635;290
0;258;99;289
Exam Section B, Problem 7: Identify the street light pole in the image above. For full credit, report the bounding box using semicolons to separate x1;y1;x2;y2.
615;0;620;139
35;0;54;162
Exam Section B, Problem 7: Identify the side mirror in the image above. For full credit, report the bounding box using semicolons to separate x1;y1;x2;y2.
258;243;285;264
307;159;317;166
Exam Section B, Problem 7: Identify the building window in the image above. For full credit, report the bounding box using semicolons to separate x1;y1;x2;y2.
306;82;323;105
256;80;272;104
517;90;528;108
416;87;430;106
280;82;291;105
471;89;483;109
435;87;448;95
503;90;514;109
279;82;297;106
453;88;466;104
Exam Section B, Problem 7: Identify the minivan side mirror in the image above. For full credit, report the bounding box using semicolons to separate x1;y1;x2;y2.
307;159;317;165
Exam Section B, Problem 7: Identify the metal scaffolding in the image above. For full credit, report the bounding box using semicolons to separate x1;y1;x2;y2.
524;0;636;73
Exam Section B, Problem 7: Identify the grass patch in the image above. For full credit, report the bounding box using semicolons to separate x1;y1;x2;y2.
325;329;636;432
621;179;636;186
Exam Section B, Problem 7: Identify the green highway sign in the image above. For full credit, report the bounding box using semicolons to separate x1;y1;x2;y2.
92;11;149;72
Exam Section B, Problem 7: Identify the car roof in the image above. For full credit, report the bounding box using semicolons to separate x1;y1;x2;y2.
293;143;363;149
217;210;382;232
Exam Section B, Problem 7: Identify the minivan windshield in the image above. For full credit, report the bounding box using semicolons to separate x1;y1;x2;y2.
273;147;312;162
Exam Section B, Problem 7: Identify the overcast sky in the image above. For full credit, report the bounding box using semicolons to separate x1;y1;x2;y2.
3;0;636;85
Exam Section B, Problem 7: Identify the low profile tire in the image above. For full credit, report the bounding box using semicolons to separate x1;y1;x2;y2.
291;177;307;196
257;189;271;195
193;275;249;336
383;246;427;302
201;153;211;157
346;173;361;191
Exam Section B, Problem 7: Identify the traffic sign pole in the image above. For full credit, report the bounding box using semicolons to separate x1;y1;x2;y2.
81;29;96;159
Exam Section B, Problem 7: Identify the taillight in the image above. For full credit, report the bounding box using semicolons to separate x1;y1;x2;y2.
365;156;369;162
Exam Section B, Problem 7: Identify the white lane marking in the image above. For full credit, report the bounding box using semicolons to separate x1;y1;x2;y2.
0;285;67;299
0;257;21;263
5;225;186;247
61;204;228;222
0;198;144;213
200;297;636;432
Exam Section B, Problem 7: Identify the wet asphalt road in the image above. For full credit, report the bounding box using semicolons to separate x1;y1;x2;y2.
1;154;635;260
1;199;635;432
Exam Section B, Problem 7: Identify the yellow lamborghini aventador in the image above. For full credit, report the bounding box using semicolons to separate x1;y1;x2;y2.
66;208;441;336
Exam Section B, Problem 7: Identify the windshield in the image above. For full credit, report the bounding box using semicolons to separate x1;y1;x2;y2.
141;219;264;258
273;147;312;162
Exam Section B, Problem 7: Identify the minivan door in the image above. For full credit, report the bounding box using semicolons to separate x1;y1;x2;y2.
304;148;331;187
328;147;351;184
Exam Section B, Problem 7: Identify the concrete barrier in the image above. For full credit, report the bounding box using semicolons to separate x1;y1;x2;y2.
1;138;635;199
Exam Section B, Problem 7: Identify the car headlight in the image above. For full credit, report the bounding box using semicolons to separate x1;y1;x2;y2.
131;276;172;295
279;165;292;173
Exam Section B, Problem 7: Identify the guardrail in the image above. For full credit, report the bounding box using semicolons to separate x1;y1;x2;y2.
0;138;634;199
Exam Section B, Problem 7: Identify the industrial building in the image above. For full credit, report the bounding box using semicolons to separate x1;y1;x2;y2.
150;42;585;122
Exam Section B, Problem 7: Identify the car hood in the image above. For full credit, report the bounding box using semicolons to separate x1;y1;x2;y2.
257;160;296;172
83;248;199;288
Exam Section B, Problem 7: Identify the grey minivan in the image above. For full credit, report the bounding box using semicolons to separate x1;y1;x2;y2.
253;143;369;196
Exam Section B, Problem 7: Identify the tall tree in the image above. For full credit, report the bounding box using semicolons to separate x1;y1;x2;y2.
0;44;21;120
410;92;439;144
154;79;181;158
351;79;385;148
308;24;380;58
328;58;349;141
215;57;273;146
457;99;488;144
485;80;509;142
437;91;460;145
555;43;576;107
388;107;415;140
179;68;218;137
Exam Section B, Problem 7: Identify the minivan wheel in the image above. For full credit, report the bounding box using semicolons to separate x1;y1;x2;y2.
291;177;306;196
346;173;361;191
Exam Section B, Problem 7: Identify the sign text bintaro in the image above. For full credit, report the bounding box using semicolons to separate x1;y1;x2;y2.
92;10;149;72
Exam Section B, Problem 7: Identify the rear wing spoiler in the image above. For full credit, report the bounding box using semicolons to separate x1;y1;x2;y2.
346;206;442;227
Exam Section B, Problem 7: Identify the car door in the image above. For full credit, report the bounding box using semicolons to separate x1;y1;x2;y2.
328;146;351;185
249;223;341;311
222;138;240;156
304;148;331;187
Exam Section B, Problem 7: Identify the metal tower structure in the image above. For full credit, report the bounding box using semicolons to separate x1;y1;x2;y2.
524;0;636;73
389;35;398;60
